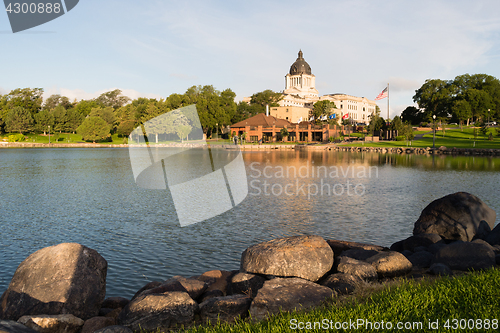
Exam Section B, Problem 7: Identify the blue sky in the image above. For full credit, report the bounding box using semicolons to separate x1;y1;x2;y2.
2;0;500;118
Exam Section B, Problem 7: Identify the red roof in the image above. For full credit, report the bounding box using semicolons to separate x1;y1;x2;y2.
231;113;293;128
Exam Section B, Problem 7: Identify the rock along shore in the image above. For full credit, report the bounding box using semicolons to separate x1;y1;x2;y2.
1;192;500;333
2;141;500;156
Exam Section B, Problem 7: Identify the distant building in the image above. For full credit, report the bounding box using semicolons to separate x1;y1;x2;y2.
230;113;339;143
269;106;310;123
319;94;377;124
275;50;377;124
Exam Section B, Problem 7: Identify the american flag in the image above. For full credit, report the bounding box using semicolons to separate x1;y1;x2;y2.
375;87;388;100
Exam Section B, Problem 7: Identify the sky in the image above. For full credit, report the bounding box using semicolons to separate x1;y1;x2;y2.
2;0;500;118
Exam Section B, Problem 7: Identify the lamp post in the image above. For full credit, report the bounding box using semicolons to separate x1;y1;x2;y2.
432;115;436;149
215;123;218;142
488;109;490;127
48;125;51;144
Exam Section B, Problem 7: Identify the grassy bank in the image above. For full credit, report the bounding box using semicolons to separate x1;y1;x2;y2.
1;133;127;145
184;268;500;333
345;128;500;149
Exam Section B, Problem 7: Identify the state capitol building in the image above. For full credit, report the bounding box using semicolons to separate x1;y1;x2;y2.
257;50;378;124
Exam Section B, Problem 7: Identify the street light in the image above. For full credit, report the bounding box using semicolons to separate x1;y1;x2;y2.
488;109;490;127
432;115;436;149
48;125;51;144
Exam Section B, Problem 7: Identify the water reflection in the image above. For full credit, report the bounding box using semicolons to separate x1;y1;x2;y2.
0;148;499;299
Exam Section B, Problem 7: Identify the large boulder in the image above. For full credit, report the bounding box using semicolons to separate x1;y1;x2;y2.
485;223;500;246
326;240;385;258
433;241;496;271
117;292;197;332
199;295;252;323
365;251;413;278
227;273;265;298
0;243;107;321
0;320;38;333
413;192;496;241
94;326;132;333
241;235;334;282
81;317;116;333
336;256;377;281
249;278;333;321
17;314;84;333
319;273;361;295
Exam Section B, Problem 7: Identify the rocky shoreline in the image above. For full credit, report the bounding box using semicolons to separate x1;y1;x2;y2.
2;142;500;157
1;192;499;333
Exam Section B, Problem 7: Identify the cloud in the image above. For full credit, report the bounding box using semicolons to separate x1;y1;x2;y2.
386;77;422;93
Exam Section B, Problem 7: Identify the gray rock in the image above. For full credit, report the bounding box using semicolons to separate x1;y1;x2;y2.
336;256;377;281
413;192;496;241
326;240;385;258
427;242;447;254
319;273;361;295
17;314;84;333
340;248;380;261
249;278;333;321
228;273;265;298
0;243;107;321
407;251;434;268
81;317;116;333
401;250;413;258
433;242;495;271
366;251;413;278
0;320;38;333
241;235;334;282
199;294;252;323
164;276;208;300
94;326;132;333
196;270;233;296
101;297;129;310
485;223;500;246
401;234;443;252
428;263;453;276
199;290;225;303
131;281;162;300
118;292;197;332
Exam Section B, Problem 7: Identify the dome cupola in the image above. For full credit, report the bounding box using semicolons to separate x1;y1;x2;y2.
289;50;311;75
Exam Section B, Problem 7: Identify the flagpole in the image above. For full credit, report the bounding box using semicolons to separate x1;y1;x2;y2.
387;83;389;121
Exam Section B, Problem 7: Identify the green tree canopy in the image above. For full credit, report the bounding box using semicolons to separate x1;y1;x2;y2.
77;116;111;142
5;106;34;134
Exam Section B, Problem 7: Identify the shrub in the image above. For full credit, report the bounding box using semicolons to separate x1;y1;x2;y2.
328;136;335;142
8;133;25;142
395;135;405;141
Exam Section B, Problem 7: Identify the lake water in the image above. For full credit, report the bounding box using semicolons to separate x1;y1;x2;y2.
1;148;499;299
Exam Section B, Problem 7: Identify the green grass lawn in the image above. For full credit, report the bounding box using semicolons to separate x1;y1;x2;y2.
184;268;500;333
346;128;500;149
3;133;128;144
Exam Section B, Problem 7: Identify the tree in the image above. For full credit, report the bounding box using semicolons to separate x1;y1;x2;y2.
77;116;111;142
175;124;192;142
66;109;84;134
51;105;68;133
451;99;472;131
389;116;403;132
413;79;453;120
249;89;283;113
34;110;55;134
90;106;116;129
95;89;131;109
401;106;425;125
464;89;492;123
5;106;34;133
43;94;72;110
312;100;336;122
401;122;415;144
280;127;289;141
2;88;43;117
